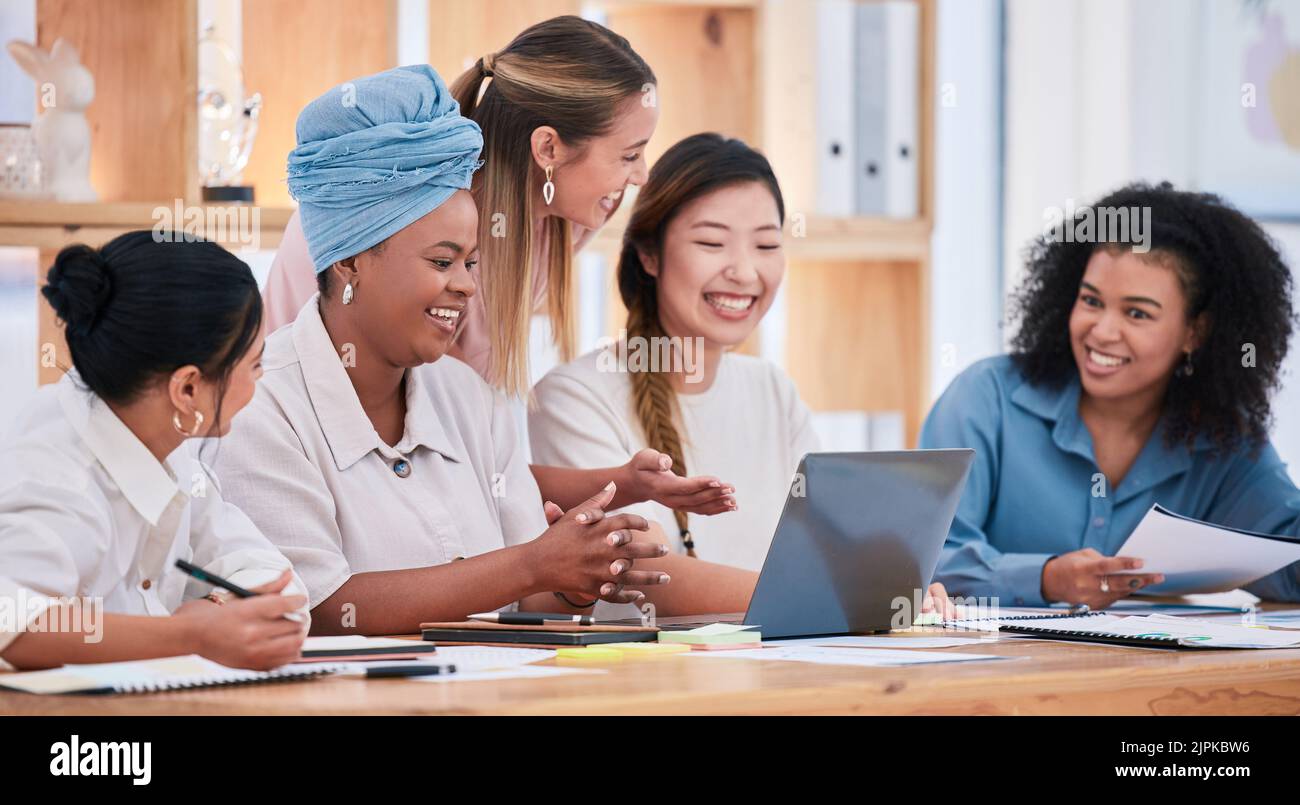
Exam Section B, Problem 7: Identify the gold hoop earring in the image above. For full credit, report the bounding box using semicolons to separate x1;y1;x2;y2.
172;410;205;437
543;164;555;206
342;282;355;305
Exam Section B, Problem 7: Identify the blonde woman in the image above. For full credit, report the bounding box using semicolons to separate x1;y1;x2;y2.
219;67;754;633
263;15;735;524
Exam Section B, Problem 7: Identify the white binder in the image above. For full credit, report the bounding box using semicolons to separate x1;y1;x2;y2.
816;0;858;215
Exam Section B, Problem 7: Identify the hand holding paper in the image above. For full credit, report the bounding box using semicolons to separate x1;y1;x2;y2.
1117;506;1300;595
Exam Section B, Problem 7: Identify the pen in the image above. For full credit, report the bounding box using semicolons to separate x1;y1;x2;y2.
344;663;458;678
174;559;307;624
468;611;596;626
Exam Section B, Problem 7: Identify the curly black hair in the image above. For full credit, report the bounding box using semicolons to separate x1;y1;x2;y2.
1009;181;1295;453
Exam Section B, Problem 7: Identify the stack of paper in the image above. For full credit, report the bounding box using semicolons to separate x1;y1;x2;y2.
657;623;762;649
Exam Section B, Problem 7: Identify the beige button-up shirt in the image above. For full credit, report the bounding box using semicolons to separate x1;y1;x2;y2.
0;375;307;668
215;297;548;609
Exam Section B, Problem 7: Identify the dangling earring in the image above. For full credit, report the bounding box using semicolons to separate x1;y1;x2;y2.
342;282;355;305
172;410;205;437
1179;350;1194;377
543;164;555;206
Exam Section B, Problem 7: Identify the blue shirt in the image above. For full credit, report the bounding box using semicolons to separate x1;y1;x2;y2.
919;355;1300;606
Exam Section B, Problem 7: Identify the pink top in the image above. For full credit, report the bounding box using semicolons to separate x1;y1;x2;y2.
263;210;592;380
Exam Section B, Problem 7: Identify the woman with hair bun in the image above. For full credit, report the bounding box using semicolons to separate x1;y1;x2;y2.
0;231;309;671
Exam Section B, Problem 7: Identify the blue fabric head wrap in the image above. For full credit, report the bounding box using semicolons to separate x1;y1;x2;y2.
286;65;484;273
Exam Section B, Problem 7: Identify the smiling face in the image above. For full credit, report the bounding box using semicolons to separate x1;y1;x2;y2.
340;189;480;368
546;94;658;230
166;315;265;440
201;328;265;437
644;181;785;349
1069;248;1203;404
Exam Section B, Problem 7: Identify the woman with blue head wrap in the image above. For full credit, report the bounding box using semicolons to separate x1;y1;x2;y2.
216;65;688;634
288;64;485;275
262;17;739;541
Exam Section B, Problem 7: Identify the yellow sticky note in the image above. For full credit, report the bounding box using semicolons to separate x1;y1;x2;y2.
555;646;624;665
602;642;691;660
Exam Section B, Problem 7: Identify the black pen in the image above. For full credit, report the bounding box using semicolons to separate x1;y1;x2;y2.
468;611;596;626
174;558;306;624
345;663;458;678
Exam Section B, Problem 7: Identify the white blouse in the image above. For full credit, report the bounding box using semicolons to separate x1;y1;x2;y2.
529;348;822;573
0;375;306;667
214;297;548;609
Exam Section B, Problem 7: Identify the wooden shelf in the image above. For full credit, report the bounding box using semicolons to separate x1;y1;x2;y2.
424;0;936;444
0;201;295;251
589;212;931;262
20;0;936;444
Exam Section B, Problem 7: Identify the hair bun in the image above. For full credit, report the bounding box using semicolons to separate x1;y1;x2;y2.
42;244;115;336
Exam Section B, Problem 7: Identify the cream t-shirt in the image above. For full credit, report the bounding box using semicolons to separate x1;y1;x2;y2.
529;347;821;572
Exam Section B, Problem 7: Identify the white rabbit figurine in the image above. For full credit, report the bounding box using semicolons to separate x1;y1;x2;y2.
6;38;97;202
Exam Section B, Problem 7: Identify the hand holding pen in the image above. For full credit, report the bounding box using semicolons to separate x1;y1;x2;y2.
171;561;309;671
175;559;307;623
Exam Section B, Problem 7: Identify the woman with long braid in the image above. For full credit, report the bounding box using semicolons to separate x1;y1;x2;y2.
530;133;953;612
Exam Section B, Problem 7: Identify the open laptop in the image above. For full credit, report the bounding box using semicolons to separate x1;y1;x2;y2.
635;449;974;639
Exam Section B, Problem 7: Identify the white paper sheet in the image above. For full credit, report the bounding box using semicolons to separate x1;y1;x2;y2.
1254;610;1300;628
427;646;557;669
688;646;1008;667
1102;600;1246;617
410;665;603;683
763;634;993;649
1116;505;1300;594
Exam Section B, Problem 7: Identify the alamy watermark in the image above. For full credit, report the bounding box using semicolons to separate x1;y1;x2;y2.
0;591;103;643
595;329;706;385
1043;199;1151;254
50;735;151;785
151;199;261;253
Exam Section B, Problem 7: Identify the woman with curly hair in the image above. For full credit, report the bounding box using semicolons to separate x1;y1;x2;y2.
920;182;1300;609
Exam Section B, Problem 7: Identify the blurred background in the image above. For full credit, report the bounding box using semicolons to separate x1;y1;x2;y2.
1;0;1298;472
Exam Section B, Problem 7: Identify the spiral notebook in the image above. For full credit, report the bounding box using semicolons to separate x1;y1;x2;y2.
979;614;1300;650
939;606;1105;630
0;655;344;695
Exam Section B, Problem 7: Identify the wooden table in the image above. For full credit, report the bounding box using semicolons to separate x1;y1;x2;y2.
5;628;1300;716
